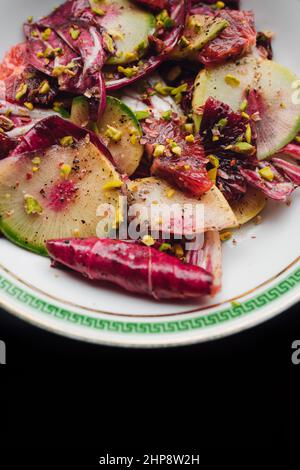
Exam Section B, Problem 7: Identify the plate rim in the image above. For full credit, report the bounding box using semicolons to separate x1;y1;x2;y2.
0;262;299;348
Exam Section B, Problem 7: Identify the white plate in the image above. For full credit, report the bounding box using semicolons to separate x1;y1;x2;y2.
0;0;299;347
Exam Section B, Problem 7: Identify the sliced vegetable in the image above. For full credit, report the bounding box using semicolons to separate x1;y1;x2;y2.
193;57;300;159
0;139;123;255
100;0;156;65
105;0;190;90
46;237;213;299
70;95;144;175
128;177;237;234
230;187;267;226
192;55;257;130
247;61;300;160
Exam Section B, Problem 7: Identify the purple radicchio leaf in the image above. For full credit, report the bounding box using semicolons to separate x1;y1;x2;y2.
10;115;113;163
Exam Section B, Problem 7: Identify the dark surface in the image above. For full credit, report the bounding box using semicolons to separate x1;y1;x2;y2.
1;301;300;454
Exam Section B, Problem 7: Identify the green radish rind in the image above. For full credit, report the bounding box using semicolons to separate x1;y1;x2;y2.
0;141;124;256
101;0;156;65
192;56;300;160
70;96;90;127
97;96;144;176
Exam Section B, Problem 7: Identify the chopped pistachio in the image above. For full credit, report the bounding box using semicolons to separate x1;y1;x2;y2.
41;28;52;40
185;134;195;143
174;244;184;258
60;136;74;147
216;118;228;128
142;235;155;247
171;83;188;96
162;110;172;121
178;36;190;49
226;142;256;155
231;300;241;308
153;144;166;158
215;1;225;9
259;166;274;182
159;243;172;252
38;80;50;95
242;112;250;120
60;163;72;179
15;83;28;101
0;116;14;131
220;231;232;242
135;110;151;121
105;125;122;142
225;74;241;87
70;26;81;40
32;166;39;173
166;188;175;198
208;154;220;168
27;16;34;23
184;123;194;134
24;195;43;215
156;9;174;30
154;82;173;96
24;102;34;111
172;146;182;156
53;63;77;77
103;180;123;191
31;156;41;165
130;134;138;145
31;30;39;38
240;99;248;112
245;124;252;144
117;65;138;78
103;32;115;54
124;51;138;62
92;7;105;16
295;136;300;143
212;135;220;142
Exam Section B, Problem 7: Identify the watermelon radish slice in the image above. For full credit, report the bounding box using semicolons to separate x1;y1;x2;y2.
193;57;300;160
99;0;156;65
70;95;143;176
0;139;124;255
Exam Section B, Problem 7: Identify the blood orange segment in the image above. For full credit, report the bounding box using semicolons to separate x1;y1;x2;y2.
198;10;256;66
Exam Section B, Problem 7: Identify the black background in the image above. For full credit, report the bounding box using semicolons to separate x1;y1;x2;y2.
1;301;299;459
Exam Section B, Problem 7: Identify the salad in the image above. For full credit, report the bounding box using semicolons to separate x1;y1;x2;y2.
0;0;299;300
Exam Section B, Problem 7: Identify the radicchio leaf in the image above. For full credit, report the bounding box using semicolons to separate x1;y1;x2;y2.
10;115;112;163
240;162;296;202
186;230;222;296
0;132;16;159
46;237;213;299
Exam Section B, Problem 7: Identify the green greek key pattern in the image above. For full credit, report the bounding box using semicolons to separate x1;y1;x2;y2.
0;268;300;335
